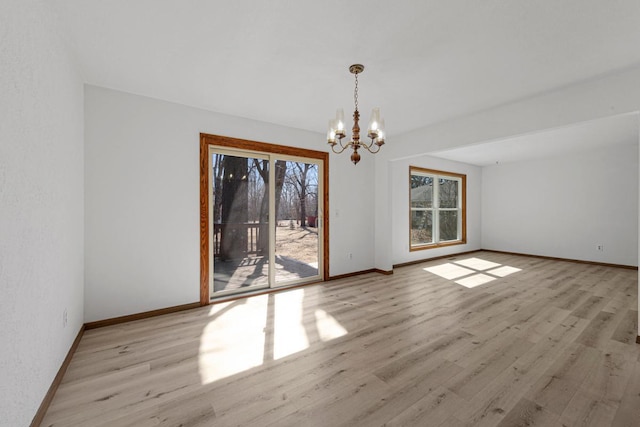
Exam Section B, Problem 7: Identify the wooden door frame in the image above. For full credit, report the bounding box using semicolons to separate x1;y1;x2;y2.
200;133;330;305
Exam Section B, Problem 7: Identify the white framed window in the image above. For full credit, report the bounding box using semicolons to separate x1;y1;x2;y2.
410;166;466;250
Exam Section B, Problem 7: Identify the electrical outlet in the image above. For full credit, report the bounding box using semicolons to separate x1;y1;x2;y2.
349;253;353;260
63;309;68;328
597;244;604;252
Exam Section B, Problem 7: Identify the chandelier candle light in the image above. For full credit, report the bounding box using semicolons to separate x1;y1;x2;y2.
327;64;385;165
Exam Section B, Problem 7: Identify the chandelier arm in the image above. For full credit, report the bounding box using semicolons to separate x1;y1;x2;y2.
359;144;373;154
330;140;352;154
338;137;352;150
359;138;381;154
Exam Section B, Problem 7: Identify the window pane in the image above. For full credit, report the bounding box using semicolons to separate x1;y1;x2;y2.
439;178;458;208
411;210;433;245
411;175;433;209
439;210;458;241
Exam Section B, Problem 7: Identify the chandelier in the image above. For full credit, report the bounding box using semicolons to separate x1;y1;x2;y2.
327;64;385;165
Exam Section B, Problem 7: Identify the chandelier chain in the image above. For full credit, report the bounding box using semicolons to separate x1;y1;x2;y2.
354;72;359;112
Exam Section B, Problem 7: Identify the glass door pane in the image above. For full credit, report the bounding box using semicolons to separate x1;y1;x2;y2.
273;160;321;286
211;151;270;296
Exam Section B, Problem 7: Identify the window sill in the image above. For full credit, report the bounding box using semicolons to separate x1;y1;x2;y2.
410;239;466;252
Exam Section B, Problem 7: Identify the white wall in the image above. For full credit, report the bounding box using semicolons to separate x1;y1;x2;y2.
390;155;482;265
0;1;85;426
482;143;639;266
84;86;374;322
328;149;376;274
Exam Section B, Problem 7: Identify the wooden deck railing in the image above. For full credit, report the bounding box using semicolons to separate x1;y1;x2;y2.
213;222;266;258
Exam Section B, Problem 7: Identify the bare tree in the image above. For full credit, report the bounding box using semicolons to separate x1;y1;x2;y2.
219;155;248;259
287;162;315;227
252;159;287;252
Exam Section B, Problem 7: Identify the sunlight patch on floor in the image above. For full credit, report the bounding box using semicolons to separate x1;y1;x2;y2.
456;273;496;288
487;265;522;277
199;295;268;385
199;288;349;385
274;289;309;360
453;257;501;271
315;309;348;341
423;256;523;288
423;263;475;280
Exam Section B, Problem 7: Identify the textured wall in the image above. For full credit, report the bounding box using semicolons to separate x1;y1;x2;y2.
0;1;84;425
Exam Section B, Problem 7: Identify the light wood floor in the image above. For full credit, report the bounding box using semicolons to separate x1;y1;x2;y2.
42;251;640;426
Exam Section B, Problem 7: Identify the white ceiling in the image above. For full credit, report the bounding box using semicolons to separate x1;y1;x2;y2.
50;0;640;138
429;113;639;166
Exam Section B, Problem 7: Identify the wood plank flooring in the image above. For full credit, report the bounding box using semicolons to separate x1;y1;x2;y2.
42;251;640;426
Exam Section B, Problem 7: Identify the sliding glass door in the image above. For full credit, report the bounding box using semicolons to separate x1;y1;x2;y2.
209;148;323;297
274;159;320;287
